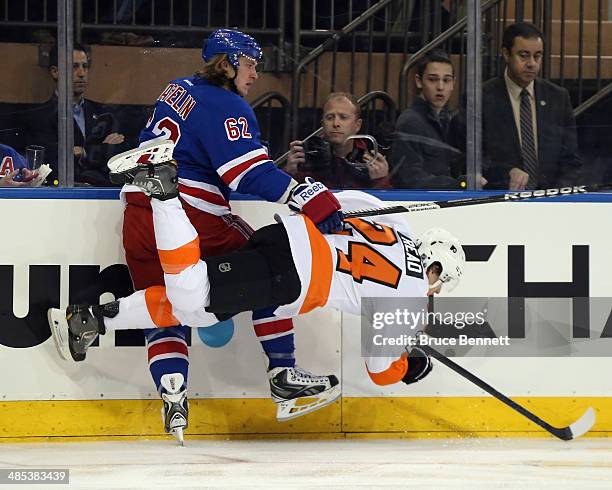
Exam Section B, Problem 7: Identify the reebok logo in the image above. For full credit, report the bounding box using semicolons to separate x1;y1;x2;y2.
504;186;587;200
298;182;324;200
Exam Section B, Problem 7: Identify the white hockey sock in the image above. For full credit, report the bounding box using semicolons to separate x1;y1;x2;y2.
104;290;157;331
151;197;198;251
164;259;211;313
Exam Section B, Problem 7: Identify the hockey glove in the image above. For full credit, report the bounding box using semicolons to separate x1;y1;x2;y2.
287;177;343;234
401;346;433;385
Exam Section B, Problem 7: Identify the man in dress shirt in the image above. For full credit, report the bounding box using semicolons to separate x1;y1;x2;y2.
22;44;127;185
482;22;581;190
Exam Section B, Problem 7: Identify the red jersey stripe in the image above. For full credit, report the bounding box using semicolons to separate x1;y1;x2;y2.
179;183;229;207
147;340;189;361
254;319;293;338
221;154;269;185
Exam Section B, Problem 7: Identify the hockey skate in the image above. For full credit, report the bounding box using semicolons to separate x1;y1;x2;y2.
268;366;341;421
48;304;112;362
160;373;189;446
107;140;178;200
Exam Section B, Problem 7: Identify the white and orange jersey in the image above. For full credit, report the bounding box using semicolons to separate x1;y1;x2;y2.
274;191;429;319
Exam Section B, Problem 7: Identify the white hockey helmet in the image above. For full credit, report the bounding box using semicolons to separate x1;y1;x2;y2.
416;228;466;292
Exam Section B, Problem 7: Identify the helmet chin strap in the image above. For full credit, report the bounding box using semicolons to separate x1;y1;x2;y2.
223;64;239;94
221;70;241;96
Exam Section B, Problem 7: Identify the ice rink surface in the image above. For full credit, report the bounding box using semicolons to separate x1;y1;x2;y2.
1;438;612;489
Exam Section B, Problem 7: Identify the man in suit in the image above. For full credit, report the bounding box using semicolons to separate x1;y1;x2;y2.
483;22;581;190
22;44;127;185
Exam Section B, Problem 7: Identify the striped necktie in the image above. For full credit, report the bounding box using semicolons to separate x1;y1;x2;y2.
520;89;538;189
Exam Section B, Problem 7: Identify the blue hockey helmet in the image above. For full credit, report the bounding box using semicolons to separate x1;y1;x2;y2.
202;28;263;70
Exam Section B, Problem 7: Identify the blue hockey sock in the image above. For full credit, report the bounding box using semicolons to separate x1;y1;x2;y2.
252;308;295;370
144;326;189;393
261;335;296;369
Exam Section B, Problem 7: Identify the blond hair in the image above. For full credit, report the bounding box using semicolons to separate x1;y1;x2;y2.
323;92;361;119
195;54;232;87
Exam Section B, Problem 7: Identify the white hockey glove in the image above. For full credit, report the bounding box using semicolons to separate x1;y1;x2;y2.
287;177;343;234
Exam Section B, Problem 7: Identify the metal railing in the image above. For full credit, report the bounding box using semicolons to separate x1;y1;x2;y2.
3;0;612;185
574;81;612;118
251;91;291;159
490;0;610;105
397;0;517;111
291;0;398;139
3;0;609;105
396;0;611;111
292;0;450;48
0;0;56;25
359;89;398;134
77;0;287;70
0;0;287;70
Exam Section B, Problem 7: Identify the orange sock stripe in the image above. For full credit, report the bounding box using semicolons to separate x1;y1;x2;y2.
299;217;333;315
366;353;409;386
157;236;201;275
144;285;179;327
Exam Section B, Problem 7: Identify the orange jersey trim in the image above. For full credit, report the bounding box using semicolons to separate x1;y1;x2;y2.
366;352;409;386
157;236;200;275
144;285;179;327
298;217;333;315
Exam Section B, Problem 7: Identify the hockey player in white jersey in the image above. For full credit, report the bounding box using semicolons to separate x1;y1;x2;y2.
49;158;465;419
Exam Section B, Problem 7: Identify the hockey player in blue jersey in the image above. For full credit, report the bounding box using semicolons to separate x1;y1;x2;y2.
116;29;343;443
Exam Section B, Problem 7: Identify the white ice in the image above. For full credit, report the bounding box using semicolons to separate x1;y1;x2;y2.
2;438;612;489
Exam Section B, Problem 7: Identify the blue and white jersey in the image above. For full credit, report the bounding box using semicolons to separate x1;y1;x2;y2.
0;144;27;176
130;76;292;215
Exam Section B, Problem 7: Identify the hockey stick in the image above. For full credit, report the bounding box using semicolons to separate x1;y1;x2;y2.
343;184;612;218
418;342;596;440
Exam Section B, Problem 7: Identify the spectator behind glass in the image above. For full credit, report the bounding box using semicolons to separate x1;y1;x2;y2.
482;22;581;190
390;50;474;189
286;92;391;188
21;44;128;186
0;143;39;187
